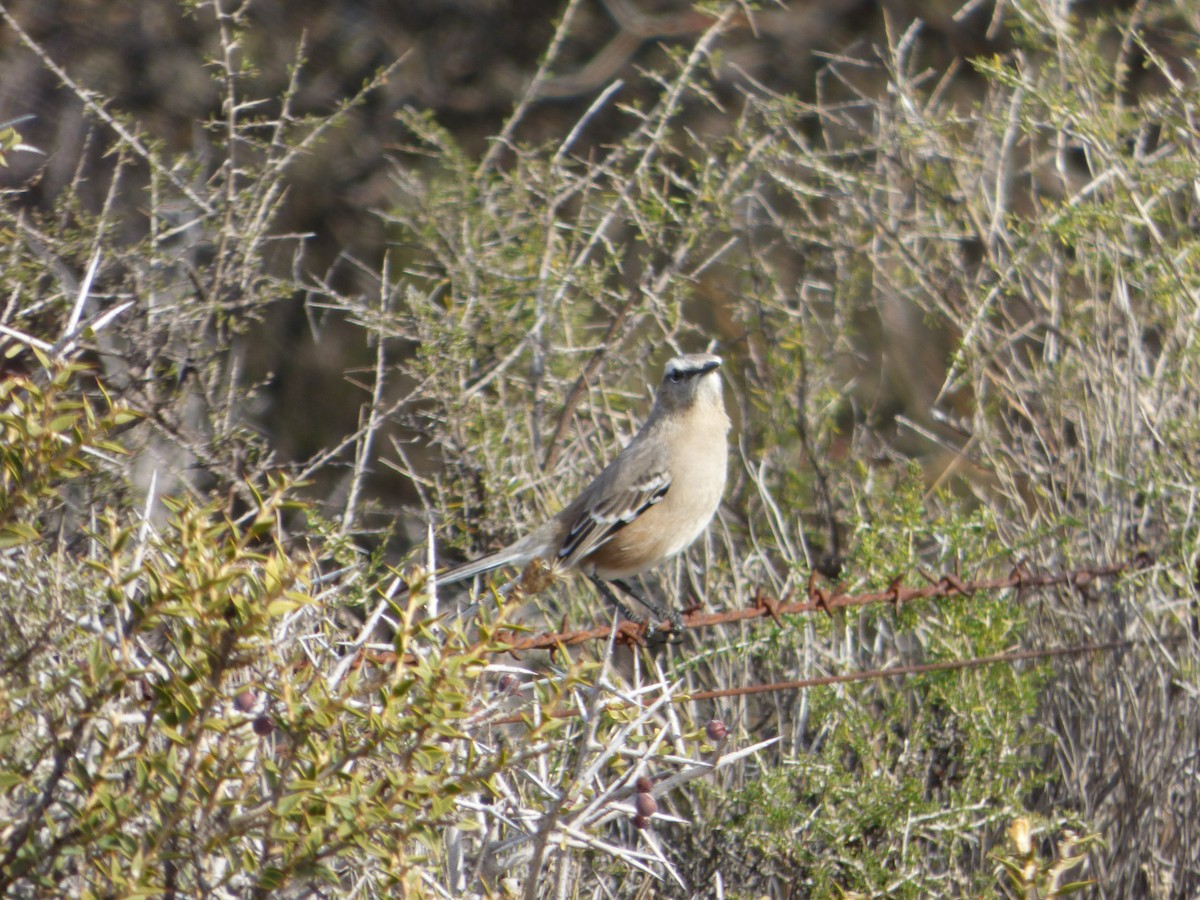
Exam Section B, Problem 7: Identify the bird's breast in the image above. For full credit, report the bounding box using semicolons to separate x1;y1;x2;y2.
587;416;727;579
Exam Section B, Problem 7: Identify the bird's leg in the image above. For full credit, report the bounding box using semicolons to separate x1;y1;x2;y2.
607;577;685;641
588;575;642;624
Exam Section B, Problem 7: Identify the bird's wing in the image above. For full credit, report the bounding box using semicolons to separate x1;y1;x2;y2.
556;440;670;569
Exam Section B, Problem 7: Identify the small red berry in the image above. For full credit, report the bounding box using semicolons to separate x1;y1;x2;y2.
706;719;728;741
635;792;657;818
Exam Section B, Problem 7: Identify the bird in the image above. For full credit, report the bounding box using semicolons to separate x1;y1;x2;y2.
422;352;730;632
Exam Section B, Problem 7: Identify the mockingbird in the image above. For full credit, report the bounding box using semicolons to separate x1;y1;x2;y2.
427;352;730;630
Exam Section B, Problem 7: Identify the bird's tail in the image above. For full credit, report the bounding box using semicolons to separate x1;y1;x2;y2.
430;542;534;589
408;527;557;627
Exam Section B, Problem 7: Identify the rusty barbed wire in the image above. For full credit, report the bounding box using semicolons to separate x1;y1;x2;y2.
349;557;1146;672
488;557;1139;653
489;636;1179;725
334;556;1172;726
681;638;1148;704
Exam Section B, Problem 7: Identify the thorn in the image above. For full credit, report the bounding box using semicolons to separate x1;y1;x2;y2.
614;619;646;648
887;575;905;615
939;573;972;597
1071;569;1097;603
754;588;783;627
808;578;834;617
806;571;833;615
495;632;524;661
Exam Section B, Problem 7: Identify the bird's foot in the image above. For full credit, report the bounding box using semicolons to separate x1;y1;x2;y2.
644;610;684;646
590;575;684;644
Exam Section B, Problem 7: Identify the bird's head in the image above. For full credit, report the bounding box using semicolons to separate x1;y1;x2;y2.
655;352;725;416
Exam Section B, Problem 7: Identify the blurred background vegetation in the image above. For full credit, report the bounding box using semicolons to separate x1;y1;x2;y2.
2;0;1200;896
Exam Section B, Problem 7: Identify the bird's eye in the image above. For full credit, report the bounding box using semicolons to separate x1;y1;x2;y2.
669;370;682;382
